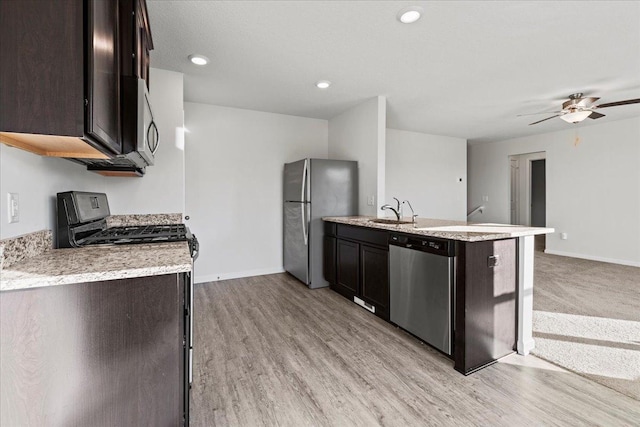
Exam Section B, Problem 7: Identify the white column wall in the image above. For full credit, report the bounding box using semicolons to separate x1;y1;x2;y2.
328;96;386;216
386;128;467;221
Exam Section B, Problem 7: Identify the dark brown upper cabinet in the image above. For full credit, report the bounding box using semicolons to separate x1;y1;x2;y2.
0;0;152;160
120;0;154;86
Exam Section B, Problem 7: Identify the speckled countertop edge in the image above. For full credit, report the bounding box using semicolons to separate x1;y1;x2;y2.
106;213;183;227
0;230;52;269
322;216;554;242
1;241;192;292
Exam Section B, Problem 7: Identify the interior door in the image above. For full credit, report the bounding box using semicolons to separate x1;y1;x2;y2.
530;159;546;227
284;202;309;284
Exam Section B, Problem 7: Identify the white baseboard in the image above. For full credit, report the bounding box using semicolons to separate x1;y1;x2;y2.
195;267;286;284
543;249;640;267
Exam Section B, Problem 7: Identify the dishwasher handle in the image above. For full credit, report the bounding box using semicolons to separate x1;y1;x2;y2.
389;233;454;257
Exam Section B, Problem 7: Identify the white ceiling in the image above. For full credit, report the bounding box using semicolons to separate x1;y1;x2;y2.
148;1;640;143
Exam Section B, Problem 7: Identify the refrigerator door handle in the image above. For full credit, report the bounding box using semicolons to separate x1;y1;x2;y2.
301;159;308;203
302;203;309;246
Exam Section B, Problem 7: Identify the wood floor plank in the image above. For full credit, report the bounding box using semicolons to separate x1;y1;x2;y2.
190;273;640;427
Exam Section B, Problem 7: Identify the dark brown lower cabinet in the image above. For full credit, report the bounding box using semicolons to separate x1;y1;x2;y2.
0;273;188;426
336;238;359;296
324;222;390;320
323;235;337;286
323;221;519;375
454;239;517;374
360;244;389;319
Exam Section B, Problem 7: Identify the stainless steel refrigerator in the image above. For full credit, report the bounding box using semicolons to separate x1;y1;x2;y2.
284;159;358;289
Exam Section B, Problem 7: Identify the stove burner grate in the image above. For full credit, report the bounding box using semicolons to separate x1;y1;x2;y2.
82;224;189;245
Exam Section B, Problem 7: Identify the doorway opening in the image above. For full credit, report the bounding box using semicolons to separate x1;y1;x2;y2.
509;152;546;250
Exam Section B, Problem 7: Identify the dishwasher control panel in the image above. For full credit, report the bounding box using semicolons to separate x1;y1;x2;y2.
389;233;454;257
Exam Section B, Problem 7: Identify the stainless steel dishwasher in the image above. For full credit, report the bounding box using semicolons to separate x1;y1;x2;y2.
389;233;454;355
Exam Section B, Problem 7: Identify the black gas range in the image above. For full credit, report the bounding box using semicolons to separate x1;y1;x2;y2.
56;191;198;258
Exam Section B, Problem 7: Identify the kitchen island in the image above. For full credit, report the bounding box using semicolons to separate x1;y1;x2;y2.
0;229;192;426
323;216;553;374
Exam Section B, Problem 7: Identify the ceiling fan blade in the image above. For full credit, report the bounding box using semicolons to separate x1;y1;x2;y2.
589;111;605;119
517;110;562;117
595;98;640;109
529;115;560;125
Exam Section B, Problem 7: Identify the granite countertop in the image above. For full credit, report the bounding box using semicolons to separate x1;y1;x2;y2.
0;241;192;291
323;216;554;242
0;213;191;292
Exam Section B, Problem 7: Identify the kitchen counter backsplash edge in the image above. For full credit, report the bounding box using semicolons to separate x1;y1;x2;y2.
0;230;53;270
106;213;183;228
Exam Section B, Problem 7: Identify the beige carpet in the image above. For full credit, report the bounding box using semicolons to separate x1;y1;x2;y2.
532;236;640;401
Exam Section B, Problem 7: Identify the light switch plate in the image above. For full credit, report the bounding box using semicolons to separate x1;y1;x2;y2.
7;193;19;223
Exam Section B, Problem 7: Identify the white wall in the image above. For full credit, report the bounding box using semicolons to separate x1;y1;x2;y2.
184;102;328;283
328;96;386;216
0;146;106;239
386;128;467;221
468;117;640;266
105;68;186;215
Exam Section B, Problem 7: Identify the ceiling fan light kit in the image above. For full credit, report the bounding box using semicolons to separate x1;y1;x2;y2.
524;93;640;126
560;110;592;123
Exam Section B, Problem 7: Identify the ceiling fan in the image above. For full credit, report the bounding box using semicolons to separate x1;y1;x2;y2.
520;93;640;126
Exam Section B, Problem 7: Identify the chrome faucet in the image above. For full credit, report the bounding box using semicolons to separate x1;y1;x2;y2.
381;197;402;221
402;200;418;223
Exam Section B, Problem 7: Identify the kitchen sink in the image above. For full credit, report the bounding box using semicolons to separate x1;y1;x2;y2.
369;218;414;225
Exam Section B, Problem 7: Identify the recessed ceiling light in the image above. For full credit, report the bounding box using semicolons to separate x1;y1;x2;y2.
316;80;331;89
188;54;209;66
397;6;423;24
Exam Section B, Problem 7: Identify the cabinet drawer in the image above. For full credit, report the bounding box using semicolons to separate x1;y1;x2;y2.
336;224;388;247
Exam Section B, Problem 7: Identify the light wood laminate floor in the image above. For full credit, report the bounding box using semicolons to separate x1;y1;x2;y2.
190;273;640;426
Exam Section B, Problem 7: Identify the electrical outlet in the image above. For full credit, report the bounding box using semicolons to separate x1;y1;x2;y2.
367;195;375;206
7;193;19;223
560;233;568;240
482;195;489;202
